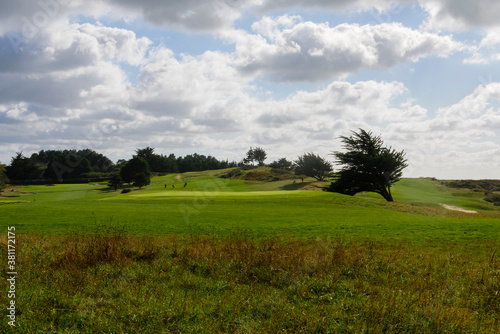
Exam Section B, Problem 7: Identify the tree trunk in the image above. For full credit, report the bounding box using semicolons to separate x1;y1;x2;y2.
378;187;394;202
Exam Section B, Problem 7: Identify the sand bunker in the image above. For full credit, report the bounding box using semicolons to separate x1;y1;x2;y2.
440;204;478;214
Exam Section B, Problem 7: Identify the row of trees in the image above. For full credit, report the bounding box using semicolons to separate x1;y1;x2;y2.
134;147;238;174
244;129;407;202
2;148;240;183
1;129;407;201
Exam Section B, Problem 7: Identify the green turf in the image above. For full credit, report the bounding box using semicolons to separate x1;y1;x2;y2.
1;170;499;241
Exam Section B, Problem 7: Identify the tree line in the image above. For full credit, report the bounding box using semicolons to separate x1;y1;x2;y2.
244;129;407;202
1;129;408;201
0;148;240;184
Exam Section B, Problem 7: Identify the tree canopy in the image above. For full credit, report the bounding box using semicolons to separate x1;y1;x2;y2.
5;152;44;181
294;153;333;181
326;129;408;202
0;164;8;191
244;147;267;166
108;173;123;191
120;156;151;187
268;157;293;171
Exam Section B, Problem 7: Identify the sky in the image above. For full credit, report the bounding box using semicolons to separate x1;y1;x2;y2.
0;0;499;179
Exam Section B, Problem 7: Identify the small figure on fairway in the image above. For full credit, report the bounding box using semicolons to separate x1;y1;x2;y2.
164;184;166;188
184;182;187;188
172;185;175;188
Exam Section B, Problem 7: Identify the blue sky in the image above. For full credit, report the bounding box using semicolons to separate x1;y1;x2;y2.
0;0;499;179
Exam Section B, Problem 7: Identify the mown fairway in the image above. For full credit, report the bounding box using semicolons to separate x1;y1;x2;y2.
1;169;500;333
1;170;499;241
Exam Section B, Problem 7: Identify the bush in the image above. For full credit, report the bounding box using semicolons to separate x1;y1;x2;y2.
219;168;242;179
485;193;500;206
121;188;131;194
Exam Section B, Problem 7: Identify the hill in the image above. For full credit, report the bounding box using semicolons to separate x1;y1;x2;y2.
1;167;499;240
2;168;500;333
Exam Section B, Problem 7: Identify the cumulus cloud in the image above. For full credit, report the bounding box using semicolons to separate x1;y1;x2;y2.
260;0;500;32
383;82;500;178
106;0;261;31
229;16;462;81
421;0;500;31
0;2;498;178
259;0;411;13
131;47;257;133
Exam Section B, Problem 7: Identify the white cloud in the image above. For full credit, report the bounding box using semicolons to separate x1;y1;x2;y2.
259;0;412;13
421;0;500;31
106;0;261;31
464;29;500;64
0;3;498;178
229;16;462;81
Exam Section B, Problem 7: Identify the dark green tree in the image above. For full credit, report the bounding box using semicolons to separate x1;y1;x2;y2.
244;147;267;166
0;164;9;191
135;147;156;167
43;154;92;181
294;153;333;181
253;147;267;166
120;156;151;186
327;129;408;202
136;147;178;173
133;172;151;189
76;149;114;172
6;152;44;180
269;157;293;171
108;173;123;191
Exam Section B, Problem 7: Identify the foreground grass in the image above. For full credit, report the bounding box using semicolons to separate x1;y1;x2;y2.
2;228;500;333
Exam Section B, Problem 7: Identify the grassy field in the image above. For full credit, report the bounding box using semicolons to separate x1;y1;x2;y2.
1;168;500;332
1;170;499;240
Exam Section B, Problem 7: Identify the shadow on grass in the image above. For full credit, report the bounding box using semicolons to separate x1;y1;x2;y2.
280;182;313;191
94;185;133;193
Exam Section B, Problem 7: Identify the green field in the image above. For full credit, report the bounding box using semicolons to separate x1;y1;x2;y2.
1;170;500;333
1;170;499;241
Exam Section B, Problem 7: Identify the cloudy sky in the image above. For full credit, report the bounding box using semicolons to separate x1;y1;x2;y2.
1;0;499;179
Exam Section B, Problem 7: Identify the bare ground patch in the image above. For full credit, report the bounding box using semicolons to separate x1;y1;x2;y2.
440;204;478;214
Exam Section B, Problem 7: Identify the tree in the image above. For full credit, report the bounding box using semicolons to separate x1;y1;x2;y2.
0;164;9;191
43;154;92;181
244;147;267;166
6;152;44;180
119;156;151;186
327;129;408;202
108;173;122;191
76;149;114;172
133;172;151;189
269;157;293;171
294;153;333;181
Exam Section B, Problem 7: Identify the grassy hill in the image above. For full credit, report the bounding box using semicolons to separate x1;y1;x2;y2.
1;168;500;333
1;167;499;241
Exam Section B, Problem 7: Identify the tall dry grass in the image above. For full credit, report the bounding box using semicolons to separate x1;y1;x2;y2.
1;230;499;333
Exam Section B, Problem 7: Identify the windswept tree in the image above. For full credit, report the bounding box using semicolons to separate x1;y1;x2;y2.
327;129;408;202
294;153;333;181
244;147;267;166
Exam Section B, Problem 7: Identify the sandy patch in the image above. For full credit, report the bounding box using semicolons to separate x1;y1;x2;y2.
176;174;183;182
440;204;478;214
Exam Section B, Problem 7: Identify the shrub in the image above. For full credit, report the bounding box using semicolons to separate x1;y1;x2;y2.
485;193;500;206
